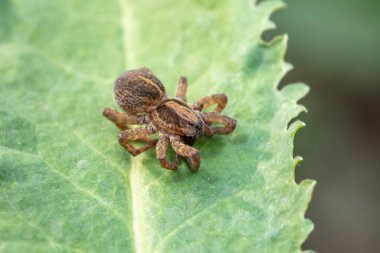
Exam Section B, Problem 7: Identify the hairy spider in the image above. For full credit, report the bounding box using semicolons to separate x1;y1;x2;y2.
103;67;236;172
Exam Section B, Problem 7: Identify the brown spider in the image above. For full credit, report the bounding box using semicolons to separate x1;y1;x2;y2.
102;67;236;172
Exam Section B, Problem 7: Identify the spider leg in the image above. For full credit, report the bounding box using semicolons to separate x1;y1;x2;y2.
156;133;179;170
118;123;158;156
194;94;227;112
103;107;148;130
202;111;237;135
170;135;200;172
175;76;187;102
103;107;155;143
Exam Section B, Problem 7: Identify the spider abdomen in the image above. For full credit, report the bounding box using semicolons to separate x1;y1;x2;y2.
113;68;166;114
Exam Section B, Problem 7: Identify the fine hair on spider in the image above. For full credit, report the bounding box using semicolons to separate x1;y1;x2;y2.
103;67;236;172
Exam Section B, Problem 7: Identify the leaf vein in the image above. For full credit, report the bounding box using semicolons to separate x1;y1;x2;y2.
153;187;252;252
3;196;88;253
73;130;128;177
41;157;127;225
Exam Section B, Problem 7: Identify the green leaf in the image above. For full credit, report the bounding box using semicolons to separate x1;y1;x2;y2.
0;0;315;252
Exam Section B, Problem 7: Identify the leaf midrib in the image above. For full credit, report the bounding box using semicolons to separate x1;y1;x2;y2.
117;0;143;252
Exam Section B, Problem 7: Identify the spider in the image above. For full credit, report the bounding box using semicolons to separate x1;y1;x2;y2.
102;67;236;172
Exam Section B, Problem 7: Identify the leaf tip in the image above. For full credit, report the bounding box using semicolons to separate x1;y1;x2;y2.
281;82;310;103
288;120;306;140
257;0;286;13
299;179;317;196
293;155;304;168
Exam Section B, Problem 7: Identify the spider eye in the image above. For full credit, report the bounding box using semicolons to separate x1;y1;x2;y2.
188;121;202;131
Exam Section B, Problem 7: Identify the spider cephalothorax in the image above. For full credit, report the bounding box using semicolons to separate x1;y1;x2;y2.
103;67;236;172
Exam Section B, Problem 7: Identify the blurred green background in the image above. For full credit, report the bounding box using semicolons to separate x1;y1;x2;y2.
267;0;380;252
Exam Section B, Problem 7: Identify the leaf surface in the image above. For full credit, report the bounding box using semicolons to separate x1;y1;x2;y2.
0;0;314;252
